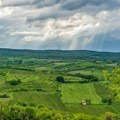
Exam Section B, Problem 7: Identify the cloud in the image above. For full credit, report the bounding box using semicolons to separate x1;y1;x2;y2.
27;10;120;50
13;11;113;49
1;0;33;7
33;0;61;8
0;7;13;18
25;0;120;22
0;0;120;51
1;0;61;8
26;5;61;21
61;0;120;11
10;31;41;36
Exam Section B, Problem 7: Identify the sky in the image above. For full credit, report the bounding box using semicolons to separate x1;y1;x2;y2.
0;0;120;52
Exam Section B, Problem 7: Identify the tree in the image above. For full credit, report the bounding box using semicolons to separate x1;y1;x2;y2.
108;98;112;105
100;112;118;120
102;98;108;104
56;76;65;83
103;68;120;101
6;79;21;86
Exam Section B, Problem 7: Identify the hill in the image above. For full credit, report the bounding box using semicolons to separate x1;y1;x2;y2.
0;48;120;62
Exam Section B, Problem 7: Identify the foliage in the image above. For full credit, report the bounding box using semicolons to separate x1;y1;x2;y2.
56;76;65;83
0;103;119;120
0;103;94;120
103;68;120;84
108;98;112;105
0;48;120;62
85;99;91;105
75;73;99;83
6;79;21;86
101;98;112;105
0;93;10;98
103;68;120;101
99;112;119;120
102;98;108;103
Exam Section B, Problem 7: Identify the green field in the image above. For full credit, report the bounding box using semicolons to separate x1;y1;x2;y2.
12;92;67;111
61;83;102;104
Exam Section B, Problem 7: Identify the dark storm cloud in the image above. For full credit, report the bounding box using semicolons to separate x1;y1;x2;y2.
2;0;120;10
26;8;73;22
33;0;61;8
87;30;120;52
1;0;32;7
1;0;61;8
26;0;120;22
61;0;120;10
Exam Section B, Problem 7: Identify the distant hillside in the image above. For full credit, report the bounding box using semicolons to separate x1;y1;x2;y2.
0;48;120;62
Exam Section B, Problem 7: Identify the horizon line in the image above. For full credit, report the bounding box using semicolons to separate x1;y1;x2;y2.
0;47;120;53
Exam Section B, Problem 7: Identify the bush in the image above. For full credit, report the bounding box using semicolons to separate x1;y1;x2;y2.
85;99;91;105
75;73;99;82
36;88;42;91
7;79;21;86
102;98;108;103
56;76;65;83
108;98;112;105
25;107;36;119
0;103;118;120
29;103;36;107
101;98;112;105
0;72;6;76
0;94;10;98
38;104;45;109
18;102;27;107
100;112;119;120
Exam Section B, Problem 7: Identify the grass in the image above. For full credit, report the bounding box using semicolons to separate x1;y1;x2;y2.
12;91;67;111
94;82;120;114
62;83;120;115
93;82;112;99
61;83;102;104
66;104;116;115
64;76;82;83
67;70;92;75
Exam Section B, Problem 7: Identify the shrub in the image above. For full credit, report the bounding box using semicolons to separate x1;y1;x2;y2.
56;76;65;83
101;98;112;105
38;104;45;109
36;88;42;91
18;102;27;107
85;99;91;105
0;72;6;76
29;103;36;107
100;112;119;120
75;73;99;82
102;98;108;103
108;98;112;105
0;102;118;120
0;94;10;98
25;107;36;119
7;79;21;86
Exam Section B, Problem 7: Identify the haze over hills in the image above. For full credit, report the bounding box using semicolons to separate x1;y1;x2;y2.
0;48;120;62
